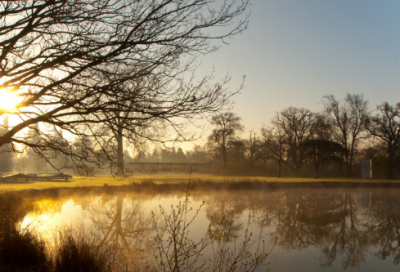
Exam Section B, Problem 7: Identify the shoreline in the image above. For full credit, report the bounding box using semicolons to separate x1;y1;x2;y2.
1;175;400;193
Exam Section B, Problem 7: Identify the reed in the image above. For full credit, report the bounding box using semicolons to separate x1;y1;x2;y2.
0;223;50;272
52;231;112;272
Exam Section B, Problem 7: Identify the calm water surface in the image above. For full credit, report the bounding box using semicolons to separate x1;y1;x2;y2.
17;187;400;271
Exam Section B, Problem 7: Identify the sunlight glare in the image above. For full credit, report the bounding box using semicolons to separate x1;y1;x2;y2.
0;89;21;110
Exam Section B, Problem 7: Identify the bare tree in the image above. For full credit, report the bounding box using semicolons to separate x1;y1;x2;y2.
207;112;244;171
322;94;369;177
271;107;317;177
299;139;347;179
0;0;249;173
365;102;400;179
99;70;240;176
244;130;261;168
260;126;288;178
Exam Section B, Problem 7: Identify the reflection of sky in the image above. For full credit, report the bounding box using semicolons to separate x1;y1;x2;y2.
18;191;400;272
20;200;84;238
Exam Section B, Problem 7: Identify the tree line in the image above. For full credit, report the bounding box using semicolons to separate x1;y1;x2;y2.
25;93;394;179
190;94;399;179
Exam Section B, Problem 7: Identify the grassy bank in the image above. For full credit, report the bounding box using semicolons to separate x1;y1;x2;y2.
0;174;400;192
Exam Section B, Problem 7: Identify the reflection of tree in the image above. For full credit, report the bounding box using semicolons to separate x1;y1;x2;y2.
11;186;400;271
270;192;328;250
275;192;313;250
318;194;369;269
205;195;246;241
84;195;155;270
251;191;285;230
261;191;370;269
368;192;400;264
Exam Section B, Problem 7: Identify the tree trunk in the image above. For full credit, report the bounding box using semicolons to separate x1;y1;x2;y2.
278;159;282;178
117;127;124;177
222;146;227;172
388;146;395;179
295;162;303;177
346;163;352;178
314;151;319;179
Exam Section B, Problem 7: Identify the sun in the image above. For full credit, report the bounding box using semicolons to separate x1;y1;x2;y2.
0;89;22;110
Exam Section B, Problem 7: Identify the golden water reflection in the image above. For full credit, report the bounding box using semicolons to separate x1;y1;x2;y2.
6;187;400;271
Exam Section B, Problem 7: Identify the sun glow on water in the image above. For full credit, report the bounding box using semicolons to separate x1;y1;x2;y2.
19;199;83;241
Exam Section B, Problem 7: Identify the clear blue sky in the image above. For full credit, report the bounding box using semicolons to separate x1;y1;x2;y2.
196;0;400;130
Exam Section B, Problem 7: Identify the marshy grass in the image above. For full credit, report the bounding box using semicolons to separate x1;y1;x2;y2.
52;231;112;272
0;193;49;271
0;192;112;272
0;224;113;272
0;225;50;272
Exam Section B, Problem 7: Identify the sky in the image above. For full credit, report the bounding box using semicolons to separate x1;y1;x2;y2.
3;0;400;152
193;0;400;134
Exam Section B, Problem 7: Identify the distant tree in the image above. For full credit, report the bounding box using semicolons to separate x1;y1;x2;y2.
186;145;208;163
229;138;247;168
365;102;400;179
161;147;187;163
300;139;347;179
322;94;369;177
207;112;244;171
313;114;332;140
243;130;262;168
271;107;317;176
260;126;288;178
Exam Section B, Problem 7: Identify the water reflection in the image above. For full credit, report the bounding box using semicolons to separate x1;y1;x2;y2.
3;187;400;271
85;196;155;270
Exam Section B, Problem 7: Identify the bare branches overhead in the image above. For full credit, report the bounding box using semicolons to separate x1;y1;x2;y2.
0;0;249;171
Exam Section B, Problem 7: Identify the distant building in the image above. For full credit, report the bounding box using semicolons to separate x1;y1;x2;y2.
361;159;372;179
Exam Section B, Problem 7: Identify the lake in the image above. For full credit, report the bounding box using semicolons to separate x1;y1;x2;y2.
7;183;400;271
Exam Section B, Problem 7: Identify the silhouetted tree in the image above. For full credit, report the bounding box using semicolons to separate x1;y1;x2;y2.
207;112;244;171
300;139;347;179
365;102;400;179
322;94;369;177
243;130;262;168
271;107;317;176
0;0;249;173
313;114;332;140
260;126;288;178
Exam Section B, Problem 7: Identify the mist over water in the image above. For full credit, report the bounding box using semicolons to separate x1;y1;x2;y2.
2;184;398;272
